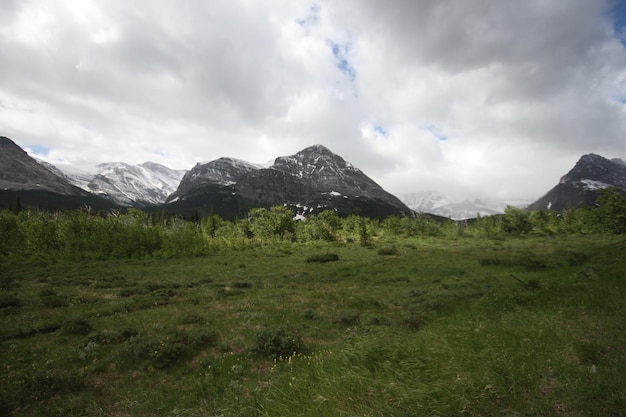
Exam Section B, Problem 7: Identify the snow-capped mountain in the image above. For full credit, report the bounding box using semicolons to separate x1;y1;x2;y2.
527;153;626;211
266;144;407;206
397;191;517;220
60;162;187;208
165;144;411;219
166;157;262;203
237;144;411;218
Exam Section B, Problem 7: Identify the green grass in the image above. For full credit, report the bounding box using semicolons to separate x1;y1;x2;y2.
1;235;625;416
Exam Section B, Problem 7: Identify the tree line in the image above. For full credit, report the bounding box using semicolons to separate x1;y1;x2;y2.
1;188;624;264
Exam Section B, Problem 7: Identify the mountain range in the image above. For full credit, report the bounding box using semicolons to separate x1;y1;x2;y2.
163;144;411;219
397;191;531;220
55;162;187;208
0;136;117;211
0;137;410;218
1;135;624;219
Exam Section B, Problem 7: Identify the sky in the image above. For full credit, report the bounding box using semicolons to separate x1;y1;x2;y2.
1;0;626;202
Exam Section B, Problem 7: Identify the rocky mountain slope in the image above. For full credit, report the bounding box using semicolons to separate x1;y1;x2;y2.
527;153;626;211
0;136;118;210
165;144;411;219
1;136;84;195
60;162;187;207
167;158;261;203
10;134;621;219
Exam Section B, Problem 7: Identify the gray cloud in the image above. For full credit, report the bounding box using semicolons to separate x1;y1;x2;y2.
1;0;625;202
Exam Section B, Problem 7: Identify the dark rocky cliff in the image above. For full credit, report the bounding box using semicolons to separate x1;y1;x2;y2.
527;154;626;211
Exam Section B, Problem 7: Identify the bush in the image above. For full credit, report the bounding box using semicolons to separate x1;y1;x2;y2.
306;253;339;263
39;288;57;297
333;311;360;326
0;294;21;309
252;327;305;359
117;328;216;370
62;319;93;335
404;312;424;330
378;245;397;255
41;295;69;308
566;251;590;266
478;254;548;270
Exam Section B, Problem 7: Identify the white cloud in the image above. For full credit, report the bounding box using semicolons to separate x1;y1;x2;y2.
1;0;626;202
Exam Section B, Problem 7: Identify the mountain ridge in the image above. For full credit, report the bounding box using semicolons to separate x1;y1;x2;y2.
396;191;528;220
76;162;186;207
0;136;120;211
165;144;412;219
0;136;87;196
4;135;624;218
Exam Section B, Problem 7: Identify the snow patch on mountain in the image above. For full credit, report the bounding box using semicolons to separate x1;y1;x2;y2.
58;162;187;207
579;179;612;191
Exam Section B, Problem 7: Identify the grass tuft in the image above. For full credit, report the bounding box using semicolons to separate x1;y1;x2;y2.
306;253;339;263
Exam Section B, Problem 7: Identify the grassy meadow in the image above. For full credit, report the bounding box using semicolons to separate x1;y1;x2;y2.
1;234;625;416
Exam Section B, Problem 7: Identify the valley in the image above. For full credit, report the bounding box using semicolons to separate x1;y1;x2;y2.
1;233;624;416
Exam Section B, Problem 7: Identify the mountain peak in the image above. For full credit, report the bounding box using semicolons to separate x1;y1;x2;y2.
560;153;626;185
611;158;626;167
0;136;89;196
299;144;334;155
529;152;626;211
0;136;17;145
271;144;355;179
0;136;26;155
166;156;260;203
164;144;410;218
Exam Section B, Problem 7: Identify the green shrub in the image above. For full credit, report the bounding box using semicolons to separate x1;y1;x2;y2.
333;311;360;326
306;253;339;263
479;254;548;269
21;369;86;401
377;245;398;255
303;309;318;320
526;279;541;289
0;275;20;290
0;294;21;309
86;329;135;345
62;319;93;335
566;251;590;266
404;312;423;330
39;288;57;297
252;327;305;359
117;328;216;370
41;295;69;308
232;281;253;289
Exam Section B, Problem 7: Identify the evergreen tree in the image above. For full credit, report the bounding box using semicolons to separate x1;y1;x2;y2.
502;206;532;235
593;187;626;234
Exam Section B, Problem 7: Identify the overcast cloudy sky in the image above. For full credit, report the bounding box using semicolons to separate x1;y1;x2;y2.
1;0;626;201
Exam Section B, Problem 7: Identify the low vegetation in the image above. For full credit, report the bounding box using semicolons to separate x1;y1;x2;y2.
0;189;625;416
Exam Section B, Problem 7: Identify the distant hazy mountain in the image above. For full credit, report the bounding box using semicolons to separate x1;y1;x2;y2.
527;154;626;211
165;144;411;219
59;162;186;208
397;190;518;220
